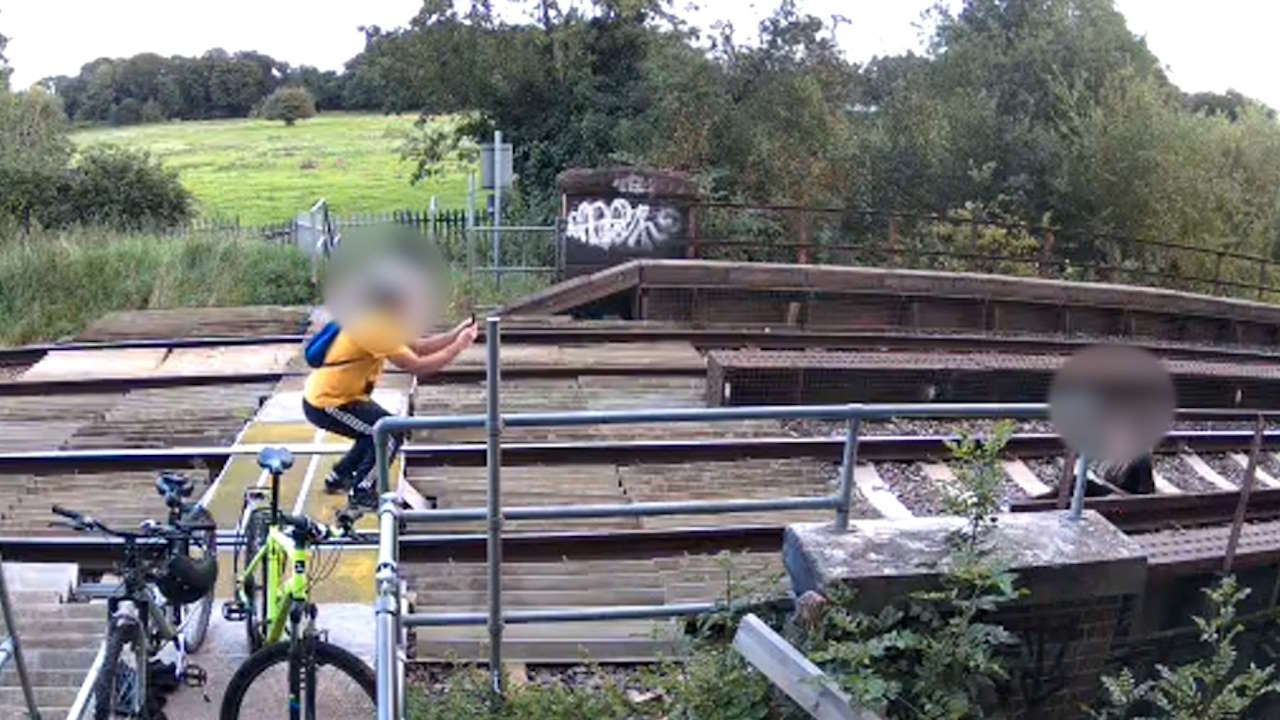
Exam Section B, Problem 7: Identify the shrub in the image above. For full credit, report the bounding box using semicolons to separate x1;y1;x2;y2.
40;144;192;230
1090;576;1280;719
259;86;317;126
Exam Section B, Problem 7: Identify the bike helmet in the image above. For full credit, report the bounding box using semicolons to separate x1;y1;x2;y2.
157;553;218;605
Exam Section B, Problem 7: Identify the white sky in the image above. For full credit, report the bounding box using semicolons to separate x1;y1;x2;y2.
3;1;1278;109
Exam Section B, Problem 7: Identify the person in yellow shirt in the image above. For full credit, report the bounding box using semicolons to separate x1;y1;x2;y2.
303;305;477;508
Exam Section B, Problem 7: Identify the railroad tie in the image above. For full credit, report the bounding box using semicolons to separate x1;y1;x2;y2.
853;464;913;520
1181;453;1238;492
1230;453;1280;489
1001;459;1052;497
1151;471;1183;494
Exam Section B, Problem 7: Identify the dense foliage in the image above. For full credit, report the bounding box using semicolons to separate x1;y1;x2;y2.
1091;576;1280;719
257;86;317;126
40;145;192;229
10;0;1280;278
350;0;1280;266
40;49;355;125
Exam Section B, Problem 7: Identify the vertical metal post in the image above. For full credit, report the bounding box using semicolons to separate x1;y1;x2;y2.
375;495;400;720
1224;415;1264;574
833;412;861;531
375;425;391;496
485;316;504;696
492;130;503;292
0;554;40;719
466;173;477;282
1069;455;1088;521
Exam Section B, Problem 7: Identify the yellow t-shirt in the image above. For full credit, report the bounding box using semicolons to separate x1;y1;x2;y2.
303;315;410;408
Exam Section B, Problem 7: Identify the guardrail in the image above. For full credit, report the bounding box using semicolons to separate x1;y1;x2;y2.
368;317;1090;719
0;553;42;719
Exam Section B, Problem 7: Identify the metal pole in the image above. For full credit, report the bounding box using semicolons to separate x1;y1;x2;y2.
0;553;40;719
1224;415;1264;574
375;494;400;720
492;130;503;292
485;316;504;696
1069;454;1088;521
374;423;391;496
466;173;477;283
833;412;861;531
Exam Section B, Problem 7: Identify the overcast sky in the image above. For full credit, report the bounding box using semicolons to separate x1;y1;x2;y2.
3;1;1278;109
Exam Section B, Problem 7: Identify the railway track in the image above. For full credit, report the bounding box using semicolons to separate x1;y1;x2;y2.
7;306;1280;675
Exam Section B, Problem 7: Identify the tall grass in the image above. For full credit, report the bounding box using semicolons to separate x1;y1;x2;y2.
0;229;316;345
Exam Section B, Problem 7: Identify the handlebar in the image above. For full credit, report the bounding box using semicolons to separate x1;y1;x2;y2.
51;505;215;540
272;509;364;543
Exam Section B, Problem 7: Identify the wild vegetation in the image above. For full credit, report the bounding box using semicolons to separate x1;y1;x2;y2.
0;229;314;345
69;114;466;224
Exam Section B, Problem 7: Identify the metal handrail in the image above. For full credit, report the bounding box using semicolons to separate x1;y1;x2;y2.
369;316;1088;719
0;553;42;719
64;641;105;720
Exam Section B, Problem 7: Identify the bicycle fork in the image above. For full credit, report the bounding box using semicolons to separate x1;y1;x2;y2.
286;603;321;720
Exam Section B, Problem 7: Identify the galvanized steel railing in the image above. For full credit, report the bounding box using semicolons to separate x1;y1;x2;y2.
0;553;42;719
369;317;1085;719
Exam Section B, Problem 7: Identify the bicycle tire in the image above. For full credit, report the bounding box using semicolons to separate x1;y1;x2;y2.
218;639;376;720
94;619;144;720
180;504;218;651
240;507;271;652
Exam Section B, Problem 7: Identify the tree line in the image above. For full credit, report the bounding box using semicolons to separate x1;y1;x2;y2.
7;0;1280;286
366;0;1280;286
39;49;362;125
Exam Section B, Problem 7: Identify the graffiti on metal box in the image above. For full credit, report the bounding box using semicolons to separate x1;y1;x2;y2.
565;198;682;249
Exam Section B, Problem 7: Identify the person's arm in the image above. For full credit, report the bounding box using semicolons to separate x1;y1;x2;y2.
409;316;475;355
388;323;478;376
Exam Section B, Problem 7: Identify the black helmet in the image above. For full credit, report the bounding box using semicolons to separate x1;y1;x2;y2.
157;553;218;605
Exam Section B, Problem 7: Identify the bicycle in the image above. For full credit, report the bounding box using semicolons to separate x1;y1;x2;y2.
219;447;376;719
53;472;219;720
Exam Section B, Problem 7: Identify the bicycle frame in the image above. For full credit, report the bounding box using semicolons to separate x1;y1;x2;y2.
237;525;310;645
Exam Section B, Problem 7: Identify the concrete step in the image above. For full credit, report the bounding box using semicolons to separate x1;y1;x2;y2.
0;684;80;708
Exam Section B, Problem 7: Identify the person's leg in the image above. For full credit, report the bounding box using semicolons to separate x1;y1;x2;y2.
303;399;366;489
319;399;398;502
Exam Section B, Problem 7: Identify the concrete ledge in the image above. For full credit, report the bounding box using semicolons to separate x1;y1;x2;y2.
784;511;1147;610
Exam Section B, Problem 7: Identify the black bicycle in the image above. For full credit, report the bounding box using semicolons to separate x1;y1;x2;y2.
53;472;219;719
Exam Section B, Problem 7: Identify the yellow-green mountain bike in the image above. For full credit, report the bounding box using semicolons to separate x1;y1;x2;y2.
219;447;376;719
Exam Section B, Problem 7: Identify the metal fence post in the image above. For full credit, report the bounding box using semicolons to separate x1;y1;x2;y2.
485;316;505;696
375;495;401;720
492;130;503;292
1069;455;1088;521
834;411;861;531
0;553;40;719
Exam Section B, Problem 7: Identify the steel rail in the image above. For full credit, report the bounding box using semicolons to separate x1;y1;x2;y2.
7;326;1280;371
5;426;1280;473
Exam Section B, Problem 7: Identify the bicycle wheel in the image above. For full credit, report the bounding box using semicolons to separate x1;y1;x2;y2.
180;504;218;651
94;619;145;720
218;639;376;720
240;507;271;651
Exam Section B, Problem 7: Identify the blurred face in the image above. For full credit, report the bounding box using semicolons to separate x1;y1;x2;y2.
323;228;446;340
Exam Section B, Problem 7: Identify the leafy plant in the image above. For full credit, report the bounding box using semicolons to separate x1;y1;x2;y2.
942;420;1015;551
805;554;1022;720
1090;576;1280;720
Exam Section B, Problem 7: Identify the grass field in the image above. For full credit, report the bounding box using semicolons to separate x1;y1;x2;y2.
71;113;471;226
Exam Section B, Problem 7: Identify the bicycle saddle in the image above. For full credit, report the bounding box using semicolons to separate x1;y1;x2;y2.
158;553;218;605
155;472;194;498
256;447;294;474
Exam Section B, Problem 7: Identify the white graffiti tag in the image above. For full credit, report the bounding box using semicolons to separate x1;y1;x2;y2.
565;199;682;249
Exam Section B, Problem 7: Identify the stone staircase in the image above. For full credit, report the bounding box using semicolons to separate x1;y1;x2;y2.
0;563;102;720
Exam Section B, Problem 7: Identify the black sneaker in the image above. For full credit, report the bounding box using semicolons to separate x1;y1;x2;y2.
323;471;349;495
348;484;379;509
